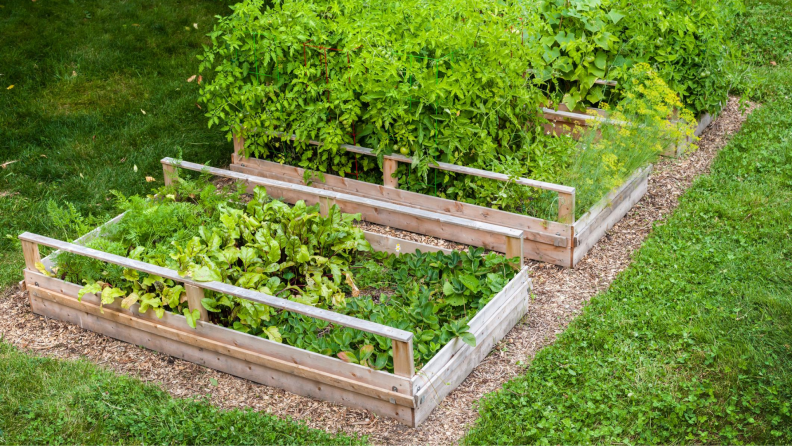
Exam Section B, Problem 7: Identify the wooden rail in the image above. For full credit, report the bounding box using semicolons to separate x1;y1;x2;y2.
18;232;416;377
252;133;577;224
162;158;526;267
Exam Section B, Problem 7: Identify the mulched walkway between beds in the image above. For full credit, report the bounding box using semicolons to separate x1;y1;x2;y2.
0;97;753;445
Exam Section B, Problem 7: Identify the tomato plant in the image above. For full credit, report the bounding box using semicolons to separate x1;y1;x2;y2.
197;0;736;222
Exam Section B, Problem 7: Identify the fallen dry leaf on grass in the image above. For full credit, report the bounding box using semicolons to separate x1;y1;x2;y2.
40;154;47;158
6;85;13;90
145;176;156;182
1;160;18;169
196;103;202;109
193;23;198;29
187;75;197;82
197;75;203;84
141;109;146;115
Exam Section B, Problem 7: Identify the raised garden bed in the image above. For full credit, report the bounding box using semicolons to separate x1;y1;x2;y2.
18;168;531;427
226;138;652;268
541;104;715;157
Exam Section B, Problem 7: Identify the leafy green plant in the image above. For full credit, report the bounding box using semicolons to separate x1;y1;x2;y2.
197;0;718;223
52;176;518;373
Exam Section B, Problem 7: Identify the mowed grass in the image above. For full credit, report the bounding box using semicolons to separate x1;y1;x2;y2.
0;0;233;288
464;1;792;443
0;2;363;444
0;342;363;445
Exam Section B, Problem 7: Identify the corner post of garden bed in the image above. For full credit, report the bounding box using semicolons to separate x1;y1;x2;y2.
185;284;210;323
20;236;41;272
232;132;245;163
392;337;414;378
558;189;575;225
382;158;399;189
162;163;177;186
505;232;525;271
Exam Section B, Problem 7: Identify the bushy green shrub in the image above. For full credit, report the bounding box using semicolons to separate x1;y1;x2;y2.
530;0;743;115
198;0;731;220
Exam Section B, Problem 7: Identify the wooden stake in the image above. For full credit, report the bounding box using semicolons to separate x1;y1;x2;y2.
233;133;245;162
383;159;398;189
505;235;523;271
163;163;177;187
558;191;575;224
392;338;414;378
319;197;337;216
21;240;40;271
185;284;209;322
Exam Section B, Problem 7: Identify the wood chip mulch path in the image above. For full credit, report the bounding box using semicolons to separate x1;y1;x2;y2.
0;97;754;445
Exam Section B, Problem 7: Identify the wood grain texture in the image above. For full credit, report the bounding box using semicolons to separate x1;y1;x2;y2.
270;132;575;194
393;339;415;378
162;163;176;186
382;158;399;189
363;232;452;255
19;232;413;343
184;284;209;322
572;165;651;266
21;240;40;271
164;158;524;240
27;290;416;425
230;158;570;246
27;285;415;407
412;274;531;424
24;270;411;393
415;268;530;387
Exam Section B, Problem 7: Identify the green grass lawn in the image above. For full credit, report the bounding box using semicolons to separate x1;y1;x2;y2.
0;0;233;288
464;1;792;443
0;1;361;443
0;342;363;445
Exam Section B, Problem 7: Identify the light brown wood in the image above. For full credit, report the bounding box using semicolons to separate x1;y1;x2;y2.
416;267;530;385
318;196;337;216
272;132;575;195
393;339;414;378
505;236;523;271
382;158;399;189
572;166;651;266
231;157;570;246
28;291;416;425
231;159;573;266
412;274;531;424
363;232;452;255
558;191;575;225
184;284;209;322
162;163;177;186
233;133;245;157
19;232;414;343
25;269;411;393
166;159;528;264
28;285;415;407
21;240;40;271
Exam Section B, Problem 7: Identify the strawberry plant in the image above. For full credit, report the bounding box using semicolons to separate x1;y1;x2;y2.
50;175;519;372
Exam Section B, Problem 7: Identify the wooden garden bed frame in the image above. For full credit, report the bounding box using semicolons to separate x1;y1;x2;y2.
227;135;653;268
542;105;714;157
18;168;532;427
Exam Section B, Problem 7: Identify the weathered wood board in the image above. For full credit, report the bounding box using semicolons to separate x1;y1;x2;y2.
21;208;531;426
